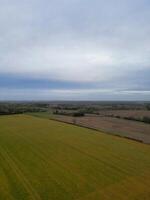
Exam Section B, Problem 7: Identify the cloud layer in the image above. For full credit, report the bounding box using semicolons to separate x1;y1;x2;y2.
0;0;150;100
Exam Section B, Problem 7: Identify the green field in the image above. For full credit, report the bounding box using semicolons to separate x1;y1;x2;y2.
0;115;150;200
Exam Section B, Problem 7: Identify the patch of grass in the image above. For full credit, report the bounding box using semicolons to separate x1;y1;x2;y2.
27;112;54;119
0;114;150;199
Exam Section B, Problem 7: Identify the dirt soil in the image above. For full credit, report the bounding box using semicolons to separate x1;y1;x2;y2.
53;115;150;144
99;110;150;119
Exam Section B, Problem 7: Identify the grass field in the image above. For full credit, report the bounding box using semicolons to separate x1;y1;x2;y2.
0;115;150;200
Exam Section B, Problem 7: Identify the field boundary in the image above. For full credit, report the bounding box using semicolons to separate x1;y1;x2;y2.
26;114;148;145
48;118;145;144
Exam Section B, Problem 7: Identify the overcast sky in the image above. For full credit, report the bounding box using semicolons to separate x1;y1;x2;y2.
0;0;150;100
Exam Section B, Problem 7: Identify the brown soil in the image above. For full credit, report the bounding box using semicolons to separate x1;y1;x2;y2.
99;110;150;119
53;115;150;144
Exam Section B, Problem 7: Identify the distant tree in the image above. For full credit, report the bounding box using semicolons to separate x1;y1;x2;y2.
142;116;150;124
146;104;150;110
73;112;85;117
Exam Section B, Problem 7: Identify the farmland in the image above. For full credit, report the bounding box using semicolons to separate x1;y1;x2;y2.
30;112;150;144
0;115;150;199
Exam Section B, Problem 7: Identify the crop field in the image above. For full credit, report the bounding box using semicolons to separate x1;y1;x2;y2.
39;114;150;144
0;115;150;200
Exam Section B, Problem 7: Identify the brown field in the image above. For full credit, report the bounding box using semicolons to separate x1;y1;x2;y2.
99;110;150;119
51;115;150;144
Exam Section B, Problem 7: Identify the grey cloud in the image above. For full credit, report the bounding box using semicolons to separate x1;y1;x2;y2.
0;0;150;100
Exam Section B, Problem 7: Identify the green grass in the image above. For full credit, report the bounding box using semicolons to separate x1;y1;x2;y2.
0;114;150;200
27;112;54;119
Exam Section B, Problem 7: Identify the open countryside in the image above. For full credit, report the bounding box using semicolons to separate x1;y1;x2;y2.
0;114;150;200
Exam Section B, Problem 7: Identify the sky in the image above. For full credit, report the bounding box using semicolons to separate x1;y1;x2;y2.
0;0;150;101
